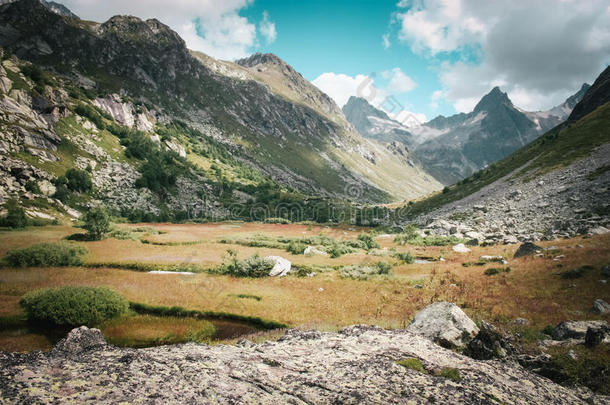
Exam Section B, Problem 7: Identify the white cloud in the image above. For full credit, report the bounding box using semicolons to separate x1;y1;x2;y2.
61;0;266;60
395;0;610;112
382;33;391;49
259;11;277;45
312;71;425;125
381;67;417;93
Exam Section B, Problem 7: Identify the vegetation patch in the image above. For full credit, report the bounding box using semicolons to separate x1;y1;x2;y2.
221;251;275;278
396;358;426;373
86;262;210;273
130;302;287;330
394;226;465;246
100;315;216;347
20;286;128;327
230;294;262;301
3;242;88;267
393;252;415;264
340;262;392;280
560;265;594;279
484;267;511;276
438;367;462;382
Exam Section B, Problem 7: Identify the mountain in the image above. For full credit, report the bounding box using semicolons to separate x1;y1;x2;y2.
0;0;441;222
410;85;588;185
403;66;610;242
342;96;414;146
0;0;77;17
569;66;610;122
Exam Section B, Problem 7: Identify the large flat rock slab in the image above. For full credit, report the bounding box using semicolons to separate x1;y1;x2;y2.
0;325;607;404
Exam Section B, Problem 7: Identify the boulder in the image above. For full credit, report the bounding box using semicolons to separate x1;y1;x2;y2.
602;265;610;278
592;299;610;314
452;243;471;253
588;226;609;235
514;242;543;258
407;302;479;348
266;256;291;277
52;326;106;356
585;325;610;348
304;246;328;256
552;320;608;340
464;321;515;360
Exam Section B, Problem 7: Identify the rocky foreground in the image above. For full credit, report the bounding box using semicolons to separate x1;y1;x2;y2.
1;326;608;404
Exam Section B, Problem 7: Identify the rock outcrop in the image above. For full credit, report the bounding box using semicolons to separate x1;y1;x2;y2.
0;325;606;404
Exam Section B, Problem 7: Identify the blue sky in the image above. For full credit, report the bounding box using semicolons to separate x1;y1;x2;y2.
63;0;610;123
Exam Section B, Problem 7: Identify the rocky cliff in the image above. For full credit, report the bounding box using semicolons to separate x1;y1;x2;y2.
1;325;606;404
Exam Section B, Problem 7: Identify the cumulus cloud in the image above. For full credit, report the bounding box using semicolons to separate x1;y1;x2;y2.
259;11;277;44
395;0;610;112
312;71;425;124
61;0;273;60
382;68;417;93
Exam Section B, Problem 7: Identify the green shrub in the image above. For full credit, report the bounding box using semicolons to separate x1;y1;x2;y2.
19;286;128;327
3;242;88;267
83;207;111;241
327;243;354;258
376;261;392;274
397;358;426;373
394;252;415;264
64;168;92;193
439;368;462;382
286;241;307;255
357;232;380;250
223;252;275;278
484;267;511;276
74;103;106;130
0;200;27;229
542;325;555;336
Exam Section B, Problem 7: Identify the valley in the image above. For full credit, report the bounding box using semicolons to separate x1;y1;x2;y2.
0;0;609;403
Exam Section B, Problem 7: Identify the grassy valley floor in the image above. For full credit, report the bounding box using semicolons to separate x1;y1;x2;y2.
0;222;609;352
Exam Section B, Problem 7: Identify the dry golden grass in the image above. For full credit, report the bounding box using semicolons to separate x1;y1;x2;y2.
0;223;609;352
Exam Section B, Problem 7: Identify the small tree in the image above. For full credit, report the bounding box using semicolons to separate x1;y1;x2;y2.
0;200;27;229
83;207;110;240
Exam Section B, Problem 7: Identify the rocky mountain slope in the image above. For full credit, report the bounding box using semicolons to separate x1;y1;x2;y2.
411;86;588;184
0;0;441;223
403;66;610;243
1;325;606;404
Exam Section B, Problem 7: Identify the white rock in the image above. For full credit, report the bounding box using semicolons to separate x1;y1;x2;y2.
266;256;291;277
304;246;328;256
452;243;471;253
407;302;479;348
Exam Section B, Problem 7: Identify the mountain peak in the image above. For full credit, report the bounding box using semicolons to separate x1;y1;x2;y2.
236;53;288;68
473;86;512;113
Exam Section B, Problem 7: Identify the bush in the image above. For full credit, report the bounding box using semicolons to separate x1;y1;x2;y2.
223;252;275;278
83;207;111;240
3;242;88;267
264;217;291;224
484;267;511;276
286;241;307;255
393;252;415;264
357;232;380;250
64;168;92;193
0;200;27;229
340;263;391;280
19;286;128;327
376;261;392;275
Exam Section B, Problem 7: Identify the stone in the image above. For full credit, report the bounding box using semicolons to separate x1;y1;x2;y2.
514;242;543;258
0;325;601;404
514;318;530;326
51;326;106;356
266;256;291;277
464;321;515;360
465;238;479;246
592;299;610;314
602;265;610;278
407;302;479;348
552;320;608;340
304;246;328;256
452;243;471;253
588;226;609;235
584;325;610;348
